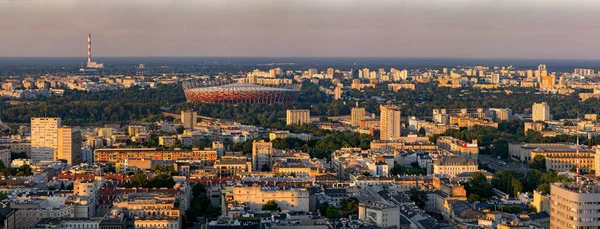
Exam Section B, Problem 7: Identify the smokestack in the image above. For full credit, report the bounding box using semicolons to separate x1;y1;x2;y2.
87;34;91;63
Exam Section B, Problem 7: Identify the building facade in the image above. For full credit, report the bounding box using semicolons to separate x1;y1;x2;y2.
252;140;273;171
231;186;310;212
351;108;366;127
54;127;83;165
31;117;62;162
550;183;600;229
532;102;551;122
380;104;402;141
286;110;310;126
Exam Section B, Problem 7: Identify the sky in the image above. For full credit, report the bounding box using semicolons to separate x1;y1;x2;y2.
1;0;599;59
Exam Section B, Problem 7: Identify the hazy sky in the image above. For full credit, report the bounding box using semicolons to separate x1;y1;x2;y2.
1;0;599;59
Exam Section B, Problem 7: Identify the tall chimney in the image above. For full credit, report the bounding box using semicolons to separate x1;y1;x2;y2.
87;34;91;63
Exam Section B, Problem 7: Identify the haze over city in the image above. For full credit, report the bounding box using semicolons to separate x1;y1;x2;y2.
2;0;600;59
3;1;600;229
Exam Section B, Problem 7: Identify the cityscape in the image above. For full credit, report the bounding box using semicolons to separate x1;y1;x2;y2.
1;1;600;229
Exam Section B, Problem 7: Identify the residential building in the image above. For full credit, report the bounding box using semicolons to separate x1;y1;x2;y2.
31;117;62;162
252;140;273;172
532;102;551;122
380;104;402;141
181;110;198;129
54;127;83;165
358;201;400;229
550;182;600;229
351;107;366;127
286;110;310;126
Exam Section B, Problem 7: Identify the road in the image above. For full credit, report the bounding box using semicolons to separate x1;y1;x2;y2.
479;154;529;174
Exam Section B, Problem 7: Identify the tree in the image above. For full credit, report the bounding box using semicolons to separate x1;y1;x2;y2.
103;164;116;173
147;173;175;188
325;206;340;219
418;127;426;136
466;172;494;201
16;164;32;176
529;155;546;171
262;200;281;211
523;170;542;192
176;125;185;134
131;170;148;187
512;178;523;197
409;188;428;209
492;170;520;197
339;198;359;216
319;116;329;122
260;164;270;172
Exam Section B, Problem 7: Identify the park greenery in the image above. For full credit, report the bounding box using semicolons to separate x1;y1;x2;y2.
232;131;376;159
318;197;359;219
465;169;571;202
391;162;427;176
185;183;220;226
121;169;176;188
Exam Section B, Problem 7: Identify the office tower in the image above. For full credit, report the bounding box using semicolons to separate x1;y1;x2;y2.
31;117;62;162
526;70;533;79
286;109;310;126
532;102;551;122
181;110;198;129
252;140;273;171
550;183;600;228
351;108;366;127
380;104;402;141
54;127;82;165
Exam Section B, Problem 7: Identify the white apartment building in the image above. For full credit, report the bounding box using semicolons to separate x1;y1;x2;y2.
31;117;62;162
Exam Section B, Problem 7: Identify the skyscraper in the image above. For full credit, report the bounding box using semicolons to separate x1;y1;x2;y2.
252;140;273;172
31;117;62;162
54;127;82;165
380;104;402;141
181;110;198;129
532;102;551;122
286;110;310;126
351;107;366;127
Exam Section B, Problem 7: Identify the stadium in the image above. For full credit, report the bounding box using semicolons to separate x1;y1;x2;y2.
182;82;301;103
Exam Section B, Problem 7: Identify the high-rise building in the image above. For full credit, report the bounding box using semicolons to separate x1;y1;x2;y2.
286;109;310;126
327;68;335;78
181;110;198;129
380;104;402;141
252;140;273;171
550;182;600;229
532;102;551;122
574;68;595;76
538;64;546;72
54;127;82;165
334;86;342;100
307;68;318;78
351;108;366;127
31;117;62;162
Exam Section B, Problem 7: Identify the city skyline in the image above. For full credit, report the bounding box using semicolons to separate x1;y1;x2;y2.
1;0;599;59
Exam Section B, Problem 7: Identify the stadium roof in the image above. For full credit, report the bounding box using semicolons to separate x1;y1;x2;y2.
186;83;298;92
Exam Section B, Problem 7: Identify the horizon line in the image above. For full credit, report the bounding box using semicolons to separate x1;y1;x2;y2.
1;56;600;61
